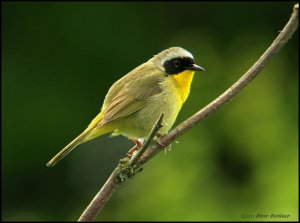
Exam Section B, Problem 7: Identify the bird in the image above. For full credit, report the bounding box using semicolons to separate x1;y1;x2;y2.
46;47;204;167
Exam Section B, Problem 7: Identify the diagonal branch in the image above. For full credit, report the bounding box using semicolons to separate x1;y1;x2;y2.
78;4;298;222
78;113;164;221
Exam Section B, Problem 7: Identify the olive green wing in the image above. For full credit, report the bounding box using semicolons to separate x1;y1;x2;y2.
98;69;164;126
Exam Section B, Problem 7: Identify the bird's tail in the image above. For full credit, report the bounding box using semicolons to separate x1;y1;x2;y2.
46;112;109;167
46;128;94;167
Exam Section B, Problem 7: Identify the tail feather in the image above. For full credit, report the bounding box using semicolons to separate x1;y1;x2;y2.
47;112;108;167
46;129;93;167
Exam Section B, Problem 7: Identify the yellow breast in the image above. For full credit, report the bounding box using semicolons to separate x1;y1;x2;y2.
171;70;195;102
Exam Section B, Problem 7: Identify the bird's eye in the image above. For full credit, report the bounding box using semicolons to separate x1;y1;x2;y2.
173;60;181;68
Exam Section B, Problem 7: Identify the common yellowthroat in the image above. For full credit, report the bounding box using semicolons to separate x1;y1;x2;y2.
46;47;204;167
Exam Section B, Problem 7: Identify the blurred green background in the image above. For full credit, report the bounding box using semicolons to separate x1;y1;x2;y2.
2;2;298;221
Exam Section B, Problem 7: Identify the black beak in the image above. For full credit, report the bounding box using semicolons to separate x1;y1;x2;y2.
186;64;205;71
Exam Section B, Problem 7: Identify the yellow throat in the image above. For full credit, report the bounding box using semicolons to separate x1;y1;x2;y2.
172;70;195;102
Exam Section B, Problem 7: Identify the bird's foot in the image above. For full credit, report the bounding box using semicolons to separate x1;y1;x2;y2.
127;138;143;157
155;133;167;147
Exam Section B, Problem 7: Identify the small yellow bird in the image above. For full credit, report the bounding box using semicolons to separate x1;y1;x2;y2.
46;47;204;167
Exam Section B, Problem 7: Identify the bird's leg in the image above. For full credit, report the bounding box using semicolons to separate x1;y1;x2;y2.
127;138;143;157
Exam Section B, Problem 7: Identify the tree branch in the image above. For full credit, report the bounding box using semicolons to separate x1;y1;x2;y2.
78;4;298;222
78;113;164;221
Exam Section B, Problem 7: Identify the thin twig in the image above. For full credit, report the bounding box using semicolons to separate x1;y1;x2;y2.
78;4;298;222
128;113;164;167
